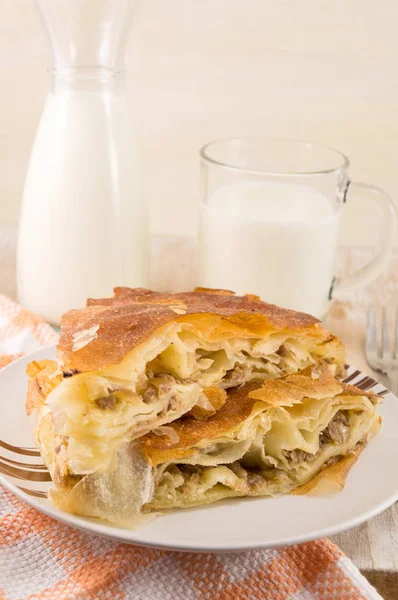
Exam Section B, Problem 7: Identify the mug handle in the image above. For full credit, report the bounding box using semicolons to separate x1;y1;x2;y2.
332;181;396;295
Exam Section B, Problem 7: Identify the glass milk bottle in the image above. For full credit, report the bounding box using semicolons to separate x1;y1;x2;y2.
17;0;148;325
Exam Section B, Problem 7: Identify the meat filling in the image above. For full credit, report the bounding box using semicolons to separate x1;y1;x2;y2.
284;411;351;465
320;411;350;445
155;412;355;502
153;461;291;500
220;365;247;388
92;373;180;411
95;394;118;410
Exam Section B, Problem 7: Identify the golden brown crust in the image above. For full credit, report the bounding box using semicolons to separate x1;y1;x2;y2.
193;287;236;296
187;387;227;421
291;443;364;495
247;369;343;405
25;360;62;416
139;381;261;464
57;287;334;374
139;372;336;461
341;383;379;399
139;371;380;466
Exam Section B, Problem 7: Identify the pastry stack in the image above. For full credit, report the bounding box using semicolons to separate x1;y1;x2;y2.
26;288;381;528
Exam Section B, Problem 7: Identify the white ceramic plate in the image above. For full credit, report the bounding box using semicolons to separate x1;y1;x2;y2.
0;347;397;553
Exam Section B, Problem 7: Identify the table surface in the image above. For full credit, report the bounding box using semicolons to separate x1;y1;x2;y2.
0;228;397;599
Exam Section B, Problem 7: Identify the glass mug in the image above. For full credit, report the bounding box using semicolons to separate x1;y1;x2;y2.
198;138;396;318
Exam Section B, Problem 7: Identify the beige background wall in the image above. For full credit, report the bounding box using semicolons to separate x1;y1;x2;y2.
2;0;398;245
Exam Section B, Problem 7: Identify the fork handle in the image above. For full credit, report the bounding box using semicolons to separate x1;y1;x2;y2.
387;371;398;397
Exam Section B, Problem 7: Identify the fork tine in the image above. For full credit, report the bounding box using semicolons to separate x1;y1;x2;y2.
395;306;398;359
381;306;389;358
366;308;377;356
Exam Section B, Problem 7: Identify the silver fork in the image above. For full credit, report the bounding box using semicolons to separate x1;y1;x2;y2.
366;306;398;395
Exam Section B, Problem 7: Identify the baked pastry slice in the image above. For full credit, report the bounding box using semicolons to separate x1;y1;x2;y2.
142;370;381;512
27;288;345;480
36;369;380;528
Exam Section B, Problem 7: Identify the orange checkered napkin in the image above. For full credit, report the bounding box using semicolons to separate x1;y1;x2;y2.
0;294;382;600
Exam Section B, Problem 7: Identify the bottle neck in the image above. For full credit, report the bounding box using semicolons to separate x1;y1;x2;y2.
52;68;126;93
35;0;138;76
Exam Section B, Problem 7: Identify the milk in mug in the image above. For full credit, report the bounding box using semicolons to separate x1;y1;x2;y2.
198;181;341;318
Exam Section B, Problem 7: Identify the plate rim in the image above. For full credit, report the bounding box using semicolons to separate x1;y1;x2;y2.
2;472;398;553
0;347;397;553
